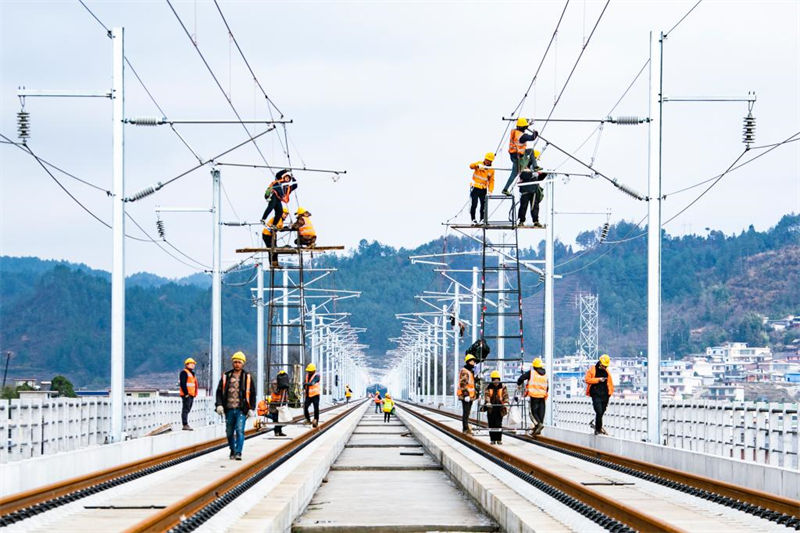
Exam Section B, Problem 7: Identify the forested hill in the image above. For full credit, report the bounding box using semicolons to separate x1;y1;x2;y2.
1;214;798;386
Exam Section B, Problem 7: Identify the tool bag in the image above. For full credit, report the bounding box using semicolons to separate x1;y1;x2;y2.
277;405;292;423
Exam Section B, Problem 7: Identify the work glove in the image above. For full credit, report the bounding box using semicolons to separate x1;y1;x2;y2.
215;406;224;416
247;410;255;418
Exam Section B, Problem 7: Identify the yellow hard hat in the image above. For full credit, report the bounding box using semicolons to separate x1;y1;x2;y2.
534;150;541;159
306;363;316;372
516;117;529;128
184;357;196;365
386;393;391;398
532;357;543;368
464;353;476;363
278;369;287;374
296;207;307;216
599;354;611;366
282;207;290;213
484;152;495;162
490;370;501;379
231;351;247;363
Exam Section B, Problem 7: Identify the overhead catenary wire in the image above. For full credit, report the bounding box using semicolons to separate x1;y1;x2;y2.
664;0;703;38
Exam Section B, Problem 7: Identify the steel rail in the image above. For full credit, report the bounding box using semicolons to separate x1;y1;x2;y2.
0;403;345;522
404;401;800;524
398;401;679;532
125;401;365;532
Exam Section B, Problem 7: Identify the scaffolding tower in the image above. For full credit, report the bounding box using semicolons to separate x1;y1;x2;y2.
576;293;599;360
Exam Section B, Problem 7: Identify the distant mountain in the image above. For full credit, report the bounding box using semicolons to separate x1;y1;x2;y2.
1;214;798;386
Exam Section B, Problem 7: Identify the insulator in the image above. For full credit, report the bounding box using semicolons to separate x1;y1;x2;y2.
600;222;610;242
742;113;756;147
17;111;30;143
610;115;643;125
129;186;156;201
615;182;645;201
128;117;164;126
156;219;165;239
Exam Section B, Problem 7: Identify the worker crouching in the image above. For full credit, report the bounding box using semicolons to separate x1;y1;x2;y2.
457;354;478;435
483;371;509;445
292;208;316;247
215;351;257;460
585;354;614;435
262;207;289;269
517;357;548;436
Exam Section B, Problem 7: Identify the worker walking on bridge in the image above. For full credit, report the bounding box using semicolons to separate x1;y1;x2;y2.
373;391;382;414
303;363;321;428
382;393;395;423
345;385;353;403
215;351;257;460
502;118;539;196
179;357;198;431
517;357;548;436
457;354;478;435
261;169;297;226
585;354;614;435
468;153;495;225
292;208;317;247
483;371;509;444
262;207;289;269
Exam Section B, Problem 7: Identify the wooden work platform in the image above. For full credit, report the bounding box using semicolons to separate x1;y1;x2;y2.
235;246;344;254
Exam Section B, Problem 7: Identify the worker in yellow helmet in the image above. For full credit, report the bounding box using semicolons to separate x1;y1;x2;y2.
262;206;289;269
179;357;198;431
215;351;256;460
381;393;395;423
517;357;549;436
345;384;353;403
292;207;317;247
468;152;496;225
585;354;614;435
457;353;478;435
517;150;546;228
483;370;509;444
502;117;540;196
303;363;321;427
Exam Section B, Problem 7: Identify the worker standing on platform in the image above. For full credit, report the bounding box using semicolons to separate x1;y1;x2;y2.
517;151;546;228
261;169;297;225
262;207;290;269
215;351;257;460
345;385;353;403
292;208;317;247
585;354;614;435
517;357;548;435
502;118;539;196
382;393;395;423
468;153;496;225
483;370;509;444
457;354;478;435
303;363;321;428
373;391;382;414
179;357;198;431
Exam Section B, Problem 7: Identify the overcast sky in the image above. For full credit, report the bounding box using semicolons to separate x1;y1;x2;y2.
1;0;798;278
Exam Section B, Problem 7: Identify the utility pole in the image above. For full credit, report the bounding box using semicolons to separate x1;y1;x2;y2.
471;266;478;343
647;30;664;445
211;168;222;393
544;174;555;426
282;270;289;368
441;304;447;405
497;252;505;378
256;259;264;401
2;352;11;389
109;27;126;443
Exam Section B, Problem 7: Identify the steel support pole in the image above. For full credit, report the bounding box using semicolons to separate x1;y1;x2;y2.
211;168;222;394
647;30;664;444
471;266;478;343
453;283;461;407
256;259;264;401
544;173;555;426
441;305;447;405
282;270;289;368
433;319;439;401
497;253;505;378
109;27;125;443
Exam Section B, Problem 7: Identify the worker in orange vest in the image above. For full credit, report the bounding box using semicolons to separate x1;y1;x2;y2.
261;169;297;227
483;370;509;444
215;351;257;460
585;354;614;435
516;357;548;436
179;357;198;431
468;153;496;225
501;117;539;195
262;207;289;269
292;207;317;247
373;391;382;413
303;363;321;428
457;354;478;435
258;381;288;437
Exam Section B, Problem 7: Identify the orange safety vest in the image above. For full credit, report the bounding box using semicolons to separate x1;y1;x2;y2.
306;372;321;397
509;129;526;155
222;372;252;408
262;215;285;236
374;394;382;403
256;399;269;416
470;163;495;191
457;368;476;400
584;366;614;396
268;176;294;203
526;372;548;398
298;215;316;238
180;370;198;397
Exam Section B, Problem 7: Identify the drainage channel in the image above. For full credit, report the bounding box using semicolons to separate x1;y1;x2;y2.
292;409;498;532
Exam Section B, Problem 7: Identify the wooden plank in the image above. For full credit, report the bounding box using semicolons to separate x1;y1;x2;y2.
235;246;344;254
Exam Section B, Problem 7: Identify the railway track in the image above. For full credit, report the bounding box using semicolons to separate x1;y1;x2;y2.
0;401;357;528
398;400;800;532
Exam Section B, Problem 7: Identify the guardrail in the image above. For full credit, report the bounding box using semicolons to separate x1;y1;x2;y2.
0;396;219;463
